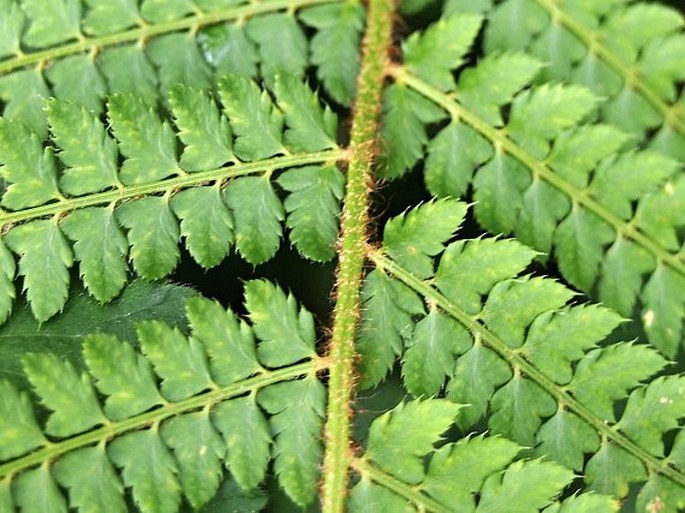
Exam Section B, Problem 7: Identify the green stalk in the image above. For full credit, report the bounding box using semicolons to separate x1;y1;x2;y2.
320;0;395;509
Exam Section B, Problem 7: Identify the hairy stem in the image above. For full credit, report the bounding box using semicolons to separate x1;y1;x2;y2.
0;359;325;478
0;0;339;74
320;0;395;509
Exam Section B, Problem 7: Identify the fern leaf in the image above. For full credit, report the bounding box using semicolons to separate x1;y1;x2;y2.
0;77;344;321
47;99;120;195
366;399;461;484
274;73;338;152
258;378;326;506
53;445;126;513
383;12;685;355
278;164;345;261
82;0;140;35
0;380;45;460
402;13;483;91
137;321;214;401
246;13;308;82
0;0;23;59
0;118;60;209
0;281;326;511
169;84;235;171
171;187;234;269
5;220;73;322
245;279;317;367
218;74;287;160
108;94;179;185
161;411;225;509
22;353;106;437
349;398;616;513
299;2;365;106
212;397;271;491
363;199;685;502
21;0;81;48
450;0;685;157
224;177;284;264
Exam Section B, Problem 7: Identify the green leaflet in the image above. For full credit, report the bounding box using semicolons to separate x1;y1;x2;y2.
0;118;60;209
366;399;461;484
403;13;482;91
0;282;325;511
385;11;684;356
169;84;235;172
246;13;308;82
383;198;467;279
364;200;684;502
299;2;365;106
0;0;24;59
54;445;126;513
117;197;181;280
350;398;611;513
218;74;287;160
171;186;234;269
4;220;74;322
245;279;317;367
274;73;338;152
224;177;284;265
83;0;140;35
46;99;120;195
61;207;129;303
108;94;180;185
0;78;344;323
22;353;106;437
259;377;326;506
278;164;345;261
46;55;107;114
21;0;81;48
109;429;182;513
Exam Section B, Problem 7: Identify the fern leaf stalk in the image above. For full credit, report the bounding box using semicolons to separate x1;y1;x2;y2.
320;0;395;509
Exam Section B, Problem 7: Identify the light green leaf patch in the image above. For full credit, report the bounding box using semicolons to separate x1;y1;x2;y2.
245;279;316;367
0;380;46;460
83;334;164;420
5;220;74;322
171;186;234;269
185;297;261;386
169;84;234;171
53;445;126;513
383;198;467;279
137;320;214;401
0;118;60;209
61;207;129;303
224;177;284;265
278;164;345;262
108;94;179;184
47;99;120;196
367;399;461;484
212;396;271;491
22;352;106;437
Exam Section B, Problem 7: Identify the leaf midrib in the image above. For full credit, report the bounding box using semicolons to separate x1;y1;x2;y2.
0;359;324;478
0;149;345;228
0;0;341;75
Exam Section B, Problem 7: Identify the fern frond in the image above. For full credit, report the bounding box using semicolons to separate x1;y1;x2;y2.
0;280;327;511
446;0;685;161
380;13;684;356
0;0;364;136
0;76;345;323
347;398;618;512
360;199;685;509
